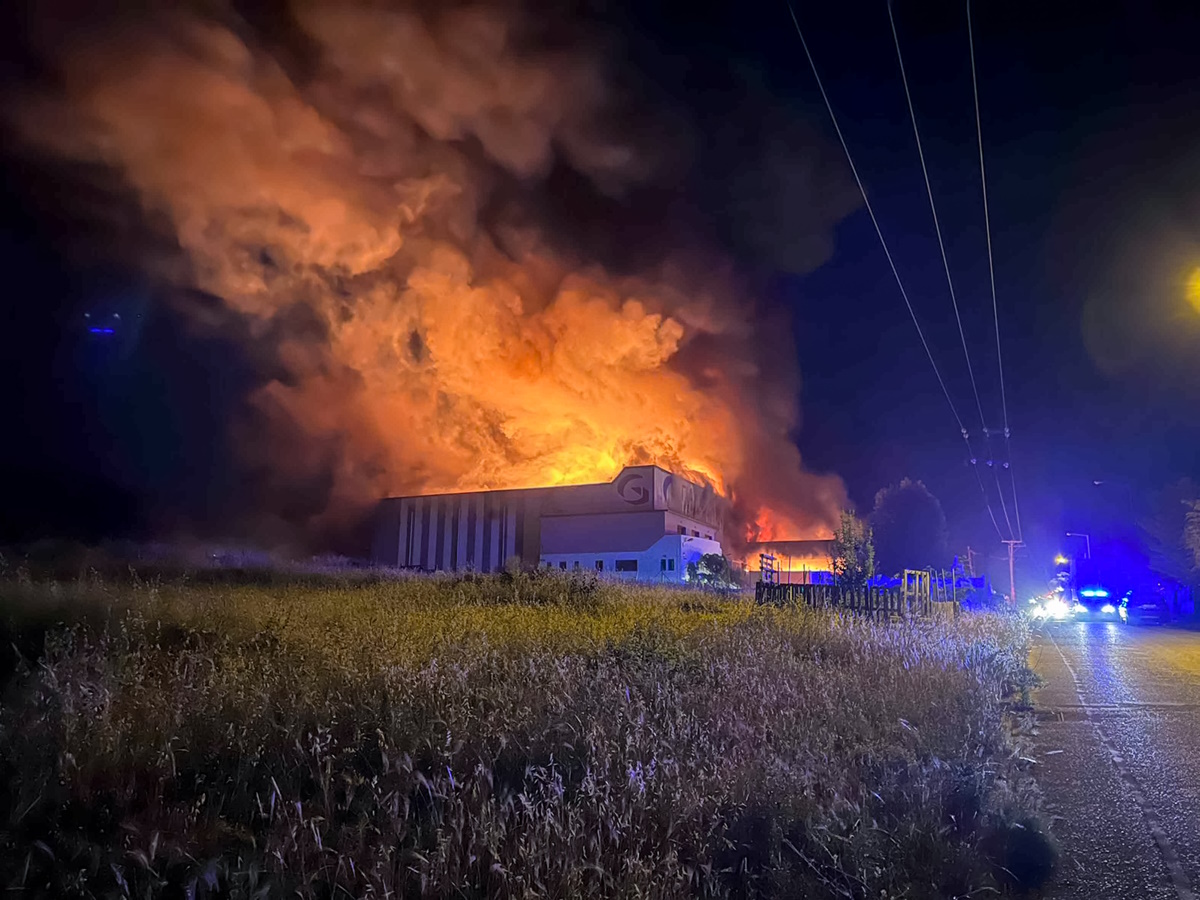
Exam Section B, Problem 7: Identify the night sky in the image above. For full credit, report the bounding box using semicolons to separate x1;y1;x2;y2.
639;0;1200;586
786;0;1200;586
2;0;1198;590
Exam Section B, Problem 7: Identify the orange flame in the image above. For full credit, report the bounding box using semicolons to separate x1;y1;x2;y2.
745;509;833;546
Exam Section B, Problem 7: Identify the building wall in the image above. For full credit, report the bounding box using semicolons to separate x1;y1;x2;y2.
540;534;723;583
541;511;668;555
373;490;538;572
371;466;725;573
665;511;719;541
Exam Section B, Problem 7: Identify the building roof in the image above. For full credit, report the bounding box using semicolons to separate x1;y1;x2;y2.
381;465;725;531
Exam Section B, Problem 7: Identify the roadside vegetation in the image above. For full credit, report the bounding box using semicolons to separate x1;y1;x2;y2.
0;552;1052;898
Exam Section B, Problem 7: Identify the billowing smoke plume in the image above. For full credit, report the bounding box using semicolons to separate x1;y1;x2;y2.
7;1;852;548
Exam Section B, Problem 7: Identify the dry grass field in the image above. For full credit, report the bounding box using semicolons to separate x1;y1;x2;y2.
0;557;1051;898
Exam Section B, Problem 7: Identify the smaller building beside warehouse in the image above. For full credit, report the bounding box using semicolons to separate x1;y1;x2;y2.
744;540;836;583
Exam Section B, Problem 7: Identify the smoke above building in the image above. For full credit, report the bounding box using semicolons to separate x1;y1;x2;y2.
5;0;856;549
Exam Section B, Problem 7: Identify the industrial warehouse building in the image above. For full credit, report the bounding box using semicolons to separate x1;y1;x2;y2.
371;466;723;581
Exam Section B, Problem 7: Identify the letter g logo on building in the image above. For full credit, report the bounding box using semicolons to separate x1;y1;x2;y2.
615;471;650;506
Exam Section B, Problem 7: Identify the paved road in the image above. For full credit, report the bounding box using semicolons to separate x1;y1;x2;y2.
1032;621;1200;900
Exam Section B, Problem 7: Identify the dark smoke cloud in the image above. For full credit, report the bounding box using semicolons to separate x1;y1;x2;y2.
4;0;857;550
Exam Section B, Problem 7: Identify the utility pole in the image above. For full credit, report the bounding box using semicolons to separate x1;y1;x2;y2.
1001;540;1022;604
964;546;977;578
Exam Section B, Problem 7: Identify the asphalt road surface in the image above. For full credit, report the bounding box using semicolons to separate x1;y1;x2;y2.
1032;621;1200;899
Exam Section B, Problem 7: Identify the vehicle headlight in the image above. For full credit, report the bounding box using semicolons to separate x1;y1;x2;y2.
1101;603;1116;614
1073;603;1088;614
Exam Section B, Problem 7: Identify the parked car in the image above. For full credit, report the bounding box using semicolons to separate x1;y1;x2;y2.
1119;589;1171;625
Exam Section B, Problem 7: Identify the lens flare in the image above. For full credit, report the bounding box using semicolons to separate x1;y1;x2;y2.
1188;267;1200;314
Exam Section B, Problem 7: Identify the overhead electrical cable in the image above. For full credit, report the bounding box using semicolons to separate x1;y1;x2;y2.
967;0;1023;541
888;0;1016;541
967;438;1005;539
785;2;965;438
988;457;1015;540
787;2;1007;541
886;0;989;434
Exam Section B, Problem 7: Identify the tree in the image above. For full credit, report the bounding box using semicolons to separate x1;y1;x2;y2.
1142;479;1200;586
1185;501;1200;571
831;510;874;589
870;479;949;577
697;553;737;587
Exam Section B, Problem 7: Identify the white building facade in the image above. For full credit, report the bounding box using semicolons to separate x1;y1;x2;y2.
539;532;724;582
371;466;724;583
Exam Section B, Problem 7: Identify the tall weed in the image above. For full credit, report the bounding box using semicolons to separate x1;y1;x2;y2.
0;569;1046;898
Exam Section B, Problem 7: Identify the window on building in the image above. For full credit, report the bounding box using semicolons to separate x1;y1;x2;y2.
704;534;712;540
573;561;580;569
615;559;637;572
559;561;567;570
678;525;687;535
595;559;604;572
668;559;676;571
660;558;668;571
692;530;700;537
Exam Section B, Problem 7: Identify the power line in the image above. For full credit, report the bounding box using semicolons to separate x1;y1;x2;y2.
888;0;1020;542
968;0;1023;540
967;438;1006;540
967;0;1006;434
887;0;988;433
1007;453;1023;540
888;0;1015;541
788;2;1012;543
987;449;1015;539
785;2;966;438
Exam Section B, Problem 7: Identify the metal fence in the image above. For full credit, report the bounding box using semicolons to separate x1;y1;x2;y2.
754;582;948;620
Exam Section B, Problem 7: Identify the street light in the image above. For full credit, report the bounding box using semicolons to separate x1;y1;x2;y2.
1066;532;1092;560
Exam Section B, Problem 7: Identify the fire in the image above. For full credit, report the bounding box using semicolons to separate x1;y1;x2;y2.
768;552;834;573
748;509;786;543
9;2;845;543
